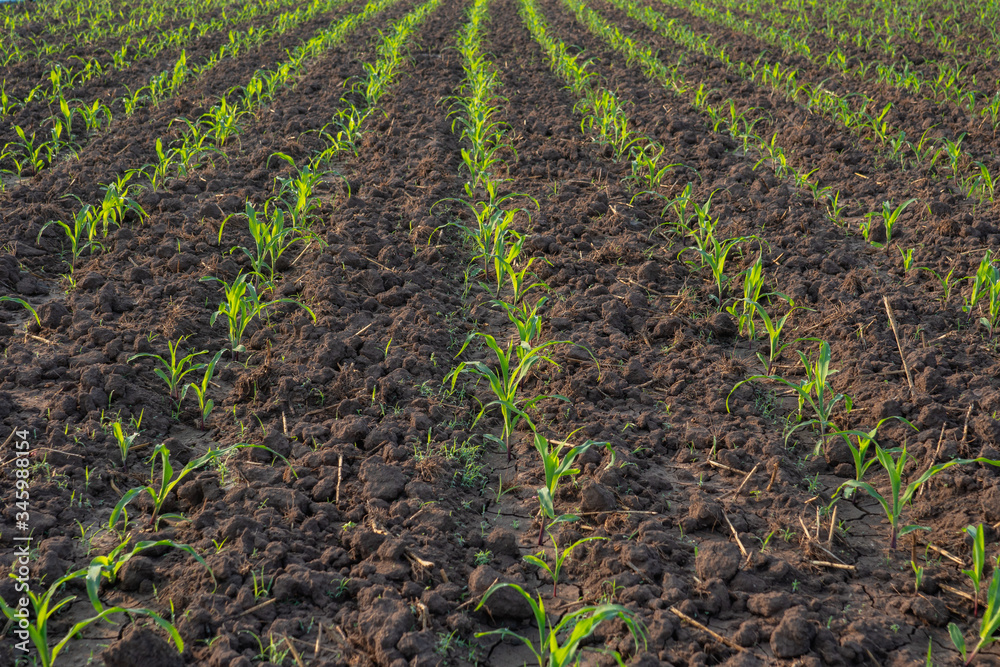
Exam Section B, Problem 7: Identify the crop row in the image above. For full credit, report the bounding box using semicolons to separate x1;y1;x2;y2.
0;1;442;662
1;0;309;111
426;0;651;660
0;0;359;181
741;0;1000;61
654;0;1000;124
519;0;1000;658
0;0;243;63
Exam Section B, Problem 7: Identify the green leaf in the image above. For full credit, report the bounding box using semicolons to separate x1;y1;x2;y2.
949;622;967;659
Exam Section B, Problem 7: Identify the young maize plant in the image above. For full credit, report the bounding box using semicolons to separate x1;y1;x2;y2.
0;569;183;667
950;567;1000;665
730;339;850;454
445;332;574;462
201;272;315;361
269;152;331;227
525;535;607;598
434;184;538;296
681;233;761;309
272;0;436;175
841;450;1000;550
35;206;102;274
963;251;1000;337
86;539;213;612
0;296;41;329
476;582;647;666
439;0;550;315
110;443;239;530
235;202;314;287
181;350;224;430
128;336;209;405
726;254;766;338
533;431;612;545
831;416;915;492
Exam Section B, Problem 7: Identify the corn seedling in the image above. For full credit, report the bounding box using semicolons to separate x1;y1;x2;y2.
235;202;312;286
112;416;142;465
578;89;644;159
935;133;967;178
625;143;683;191
534;430;611;545
726;254;766;338
201;272;316;361
36;207;101;272
198;96;246;147
842;447;998;550
831;416;915;496
140;138;176;191
315;106;367;158
950;565;1000;664
86;539;213;612
91;177;146;236
0;569;183;667
655;182;697;234
525;535;607;597
975;162;997;203
494;293;547;351
0;296;41;328
745;294;809;374
252;566;275;599
475;582;646;667
74;99;113;133
826;190;847;226
682;235;758;309
964;524;987;616
128;335;208;404
919;266;967;305
731;339;849;454
269;152;331;226
445;332;573;462
899;247;915;273
3;126;49;175
181;350;223;430
110;443;238;530
878;198;916;246
434;186;537;295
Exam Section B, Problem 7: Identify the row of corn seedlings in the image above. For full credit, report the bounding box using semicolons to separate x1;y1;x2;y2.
0;0;242;64
0;5;454;660
0;0;286;96
560;0;917;253
752;0;1000;61
0;0;356;180
33;0;402;287
437;2;648;662
537;5;1000;659
602;0;1000;206
656;0;1000;127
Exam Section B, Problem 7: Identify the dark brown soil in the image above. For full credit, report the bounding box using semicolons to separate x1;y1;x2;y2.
3;0;1000;665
